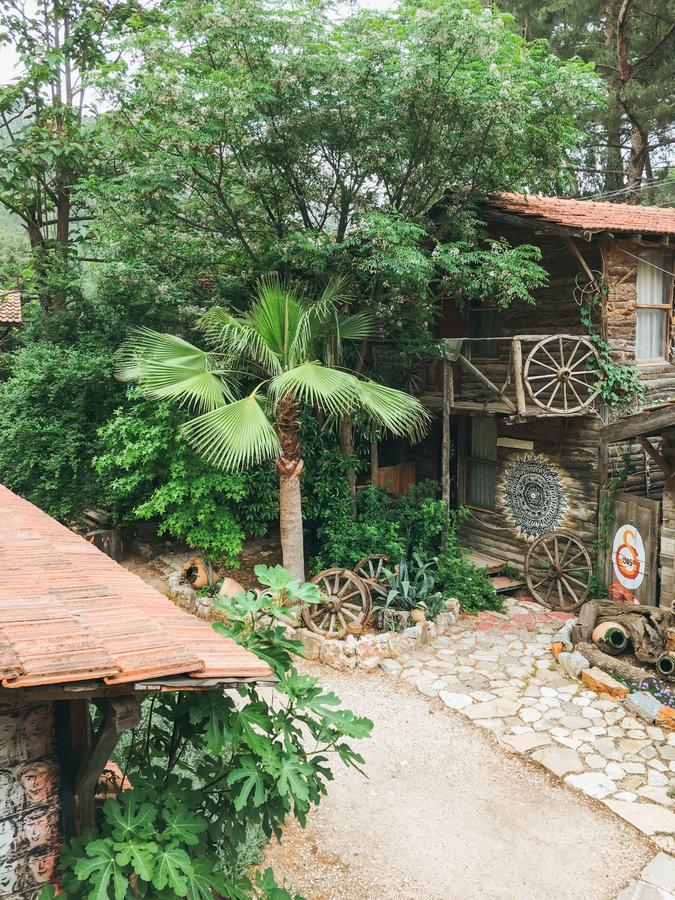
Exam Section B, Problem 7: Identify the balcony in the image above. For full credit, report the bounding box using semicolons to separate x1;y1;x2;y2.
416;334;602;418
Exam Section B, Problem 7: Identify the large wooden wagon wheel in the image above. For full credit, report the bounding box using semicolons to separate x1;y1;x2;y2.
524;335;601;414
302;568;372;637
524;530;592;612
354;554;389;603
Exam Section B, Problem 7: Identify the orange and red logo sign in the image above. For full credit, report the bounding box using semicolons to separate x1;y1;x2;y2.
611;524;645;591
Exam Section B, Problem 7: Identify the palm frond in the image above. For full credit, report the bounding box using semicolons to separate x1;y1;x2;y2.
295;276;355;356
199;307;282;376
269;362;361;416
181;395;281;470
336;310;377;342
356;380;430;441
117;328;218;374
115;329;235;411
249;275;305;366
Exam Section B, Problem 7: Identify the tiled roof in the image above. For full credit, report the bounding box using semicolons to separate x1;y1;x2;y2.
0;485;272;689
0;291;22;324
486;193;675;236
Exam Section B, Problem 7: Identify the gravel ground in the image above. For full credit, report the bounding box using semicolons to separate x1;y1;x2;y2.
264;668;654;900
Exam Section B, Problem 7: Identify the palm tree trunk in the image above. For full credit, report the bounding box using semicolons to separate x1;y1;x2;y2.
276;395;305;580
278;471;305;580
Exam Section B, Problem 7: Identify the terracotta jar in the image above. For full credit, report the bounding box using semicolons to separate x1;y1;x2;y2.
657;652;675;682
181;556;210;589
592;620;629;656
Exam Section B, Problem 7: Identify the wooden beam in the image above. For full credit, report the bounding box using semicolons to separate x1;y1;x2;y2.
637;434;673;477
74;696;141;832
566;238;596;283
441;360;452;514
458;354;517;413
511;339;527;418
370;439;378;485
600;405;675;443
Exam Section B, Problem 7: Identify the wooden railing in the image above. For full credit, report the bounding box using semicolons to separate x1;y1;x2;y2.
416;334;601;417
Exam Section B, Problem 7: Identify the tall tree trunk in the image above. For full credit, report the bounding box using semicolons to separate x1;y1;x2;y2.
339;415;356;513
276;395;305;580
278;470;305;581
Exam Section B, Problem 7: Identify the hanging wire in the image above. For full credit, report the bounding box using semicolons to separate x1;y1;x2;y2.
617;247;675;278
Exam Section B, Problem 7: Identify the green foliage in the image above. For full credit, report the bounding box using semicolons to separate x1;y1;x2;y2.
436;511;505;614
378;554;446;618
0;339;123;519
46;566;371;898
310;482;450;573
95;394;278;564
579;289;645;412
502;0;675;197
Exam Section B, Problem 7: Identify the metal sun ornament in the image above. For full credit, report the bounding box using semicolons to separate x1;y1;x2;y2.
502;455;568;538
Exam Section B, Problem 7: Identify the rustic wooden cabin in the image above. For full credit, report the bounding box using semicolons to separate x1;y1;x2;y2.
0;485;273;899
405;194;675;608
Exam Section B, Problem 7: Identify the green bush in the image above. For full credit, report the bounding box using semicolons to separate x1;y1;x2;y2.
95;394;278;564
378;554;446;618
41;566;372;900
0;340;123;519
436;510;505;614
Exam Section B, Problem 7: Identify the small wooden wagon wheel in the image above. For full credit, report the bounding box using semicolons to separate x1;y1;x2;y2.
354;554;389;602
524;530;592;612
523;335;601;414
302;568;372;637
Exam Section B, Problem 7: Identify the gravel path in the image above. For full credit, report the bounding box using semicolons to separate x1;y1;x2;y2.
265;668;654;900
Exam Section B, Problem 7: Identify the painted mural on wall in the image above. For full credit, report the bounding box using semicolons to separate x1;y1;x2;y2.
0;703;60;899
501;454;568;538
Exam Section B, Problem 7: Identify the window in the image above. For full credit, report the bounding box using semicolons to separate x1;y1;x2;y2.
467;417;497;509
635;250;673;363
468;301;498;358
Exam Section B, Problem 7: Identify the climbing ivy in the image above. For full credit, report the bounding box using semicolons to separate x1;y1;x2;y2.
589;450;635;597
579;287;645;412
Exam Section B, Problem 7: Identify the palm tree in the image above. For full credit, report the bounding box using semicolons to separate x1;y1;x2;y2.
116;278;429;579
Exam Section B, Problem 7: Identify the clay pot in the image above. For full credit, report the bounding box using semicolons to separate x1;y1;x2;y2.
592;620;630;655
411;608;427;624
666;628;675;653
218;577;246;598
657;652;675;682
181;556;210;589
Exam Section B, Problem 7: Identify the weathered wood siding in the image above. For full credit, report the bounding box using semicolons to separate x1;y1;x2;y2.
0;701;60;898
458;415;600;568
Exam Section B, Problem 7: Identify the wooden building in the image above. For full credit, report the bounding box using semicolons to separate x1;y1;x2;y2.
0;485;273;899
409;194;675;608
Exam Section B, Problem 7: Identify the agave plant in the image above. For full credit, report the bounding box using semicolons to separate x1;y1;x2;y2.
116;277;429;578
379;554;445;617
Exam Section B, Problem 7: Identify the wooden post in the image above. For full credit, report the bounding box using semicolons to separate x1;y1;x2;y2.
441;359;452;516
370;439;379;485
512;339;527;419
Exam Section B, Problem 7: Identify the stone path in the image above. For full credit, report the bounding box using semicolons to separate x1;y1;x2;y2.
380;596;675;855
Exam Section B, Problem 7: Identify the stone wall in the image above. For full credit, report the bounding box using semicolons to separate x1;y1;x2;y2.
0;701;60;899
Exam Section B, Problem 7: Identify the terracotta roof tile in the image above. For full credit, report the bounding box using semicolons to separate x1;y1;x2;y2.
486;193;675;236
0;485;273;689
0;290;22;324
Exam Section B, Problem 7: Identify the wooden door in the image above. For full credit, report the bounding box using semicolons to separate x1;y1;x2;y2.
601;491;661;605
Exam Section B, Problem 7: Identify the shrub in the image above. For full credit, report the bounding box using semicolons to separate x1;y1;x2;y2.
436;511;505;614
41;566;372;899
95;394;278;564
0;340;123;519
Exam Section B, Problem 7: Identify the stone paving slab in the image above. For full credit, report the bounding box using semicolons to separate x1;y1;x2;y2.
617;852;675;898
378;596;675;856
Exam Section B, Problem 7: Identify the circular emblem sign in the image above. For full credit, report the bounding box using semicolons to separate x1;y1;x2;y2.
502;455;567;538
612;524;646;590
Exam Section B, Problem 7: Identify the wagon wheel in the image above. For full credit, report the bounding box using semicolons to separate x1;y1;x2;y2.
354;554;390;602
524;531;592;612
302;568;372;637
524;335;601;414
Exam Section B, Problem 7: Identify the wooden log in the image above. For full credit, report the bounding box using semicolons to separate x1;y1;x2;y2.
511;339;527;418
441;359;452;514
577;642;653;685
